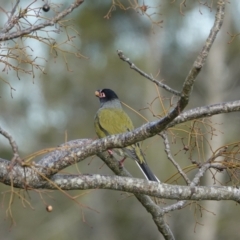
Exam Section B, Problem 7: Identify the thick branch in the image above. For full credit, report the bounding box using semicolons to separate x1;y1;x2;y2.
1;156;239;202
23;174;240;203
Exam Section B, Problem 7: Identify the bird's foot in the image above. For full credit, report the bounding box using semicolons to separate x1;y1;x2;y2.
107;149;113;155
119;157;126;169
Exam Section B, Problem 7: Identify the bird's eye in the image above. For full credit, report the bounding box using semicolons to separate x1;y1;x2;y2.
99;92;106;98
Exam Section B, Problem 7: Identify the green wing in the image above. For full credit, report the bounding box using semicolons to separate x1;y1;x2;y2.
94;108;134;138
94;108;145;163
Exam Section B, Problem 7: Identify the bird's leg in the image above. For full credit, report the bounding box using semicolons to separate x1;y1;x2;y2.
107;150;126;169
119;157;126;169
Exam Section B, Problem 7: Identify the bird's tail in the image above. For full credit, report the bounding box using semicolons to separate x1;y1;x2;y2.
135;161;160;183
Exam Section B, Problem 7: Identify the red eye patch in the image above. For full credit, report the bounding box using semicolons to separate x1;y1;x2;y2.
95;90;105;98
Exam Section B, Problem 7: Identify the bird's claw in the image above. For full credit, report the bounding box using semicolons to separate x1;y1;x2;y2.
119;157;126;169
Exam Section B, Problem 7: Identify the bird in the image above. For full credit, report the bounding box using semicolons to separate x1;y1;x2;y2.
94;88;160;182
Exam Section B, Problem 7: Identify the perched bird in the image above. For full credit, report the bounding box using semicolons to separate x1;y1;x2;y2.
94;88;159;182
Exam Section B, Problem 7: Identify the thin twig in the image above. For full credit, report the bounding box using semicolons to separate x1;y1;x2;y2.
163;150;226;213
1;0;21;34
205;147;227;164
0;0;84;41
0;127;20;164
117;50;181;96
160;131;191;185
163;163;210;213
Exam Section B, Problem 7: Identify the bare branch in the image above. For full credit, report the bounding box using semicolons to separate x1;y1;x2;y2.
0;154;240;202
1;162;239;204
48;174;240;203
0;0;84;41
117;50;181;96
1;0;21;34
160;131;191;185
162;151;227;213
0;126;20;163
178;0;225;106
168;100;240;128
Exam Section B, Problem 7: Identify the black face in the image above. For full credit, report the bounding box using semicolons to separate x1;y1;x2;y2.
95;89;119;102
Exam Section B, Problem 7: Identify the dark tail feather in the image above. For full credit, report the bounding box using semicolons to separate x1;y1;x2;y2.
135;161;160;182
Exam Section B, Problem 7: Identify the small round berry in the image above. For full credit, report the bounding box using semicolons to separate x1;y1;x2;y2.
46;205;53;212
42;3;50;12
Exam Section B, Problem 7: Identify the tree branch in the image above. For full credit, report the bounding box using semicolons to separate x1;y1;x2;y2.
0;0;84;41
3;172;239;203
117;49;181;96
0;99;239;188
168;100;240;128
0;126;20;165
1;0;21;34
160;131;191;184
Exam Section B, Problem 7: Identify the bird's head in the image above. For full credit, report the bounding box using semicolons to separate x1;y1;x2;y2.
95;89;119;102
95;89;121;108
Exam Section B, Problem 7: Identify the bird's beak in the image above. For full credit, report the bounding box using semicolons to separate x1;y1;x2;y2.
95;90;100;97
